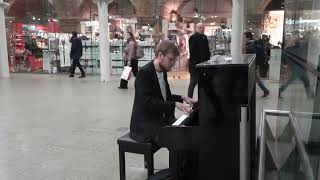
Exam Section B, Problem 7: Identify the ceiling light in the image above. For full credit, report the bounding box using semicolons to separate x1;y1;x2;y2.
170;10;178;22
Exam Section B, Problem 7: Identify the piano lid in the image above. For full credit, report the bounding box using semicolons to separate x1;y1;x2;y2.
196;54;255;68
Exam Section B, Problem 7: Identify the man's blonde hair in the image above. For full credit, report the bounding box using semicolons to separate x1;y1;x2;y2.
155;40;179;57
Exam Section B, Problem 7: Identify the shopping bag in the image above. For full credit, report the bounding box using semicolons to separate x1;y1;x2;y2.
121;66;132;80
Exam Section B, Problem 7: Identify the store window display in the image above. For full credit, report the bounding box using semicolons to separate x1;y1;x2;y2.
9;23;49;72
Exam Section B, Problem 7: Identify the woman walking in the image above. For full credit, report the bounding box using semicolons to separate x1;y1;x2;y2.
119;32;138;89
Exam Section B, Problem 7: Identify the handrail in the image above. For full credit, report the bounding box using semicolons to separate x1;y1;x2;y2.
283;50;320;78
258;110;267;180
294;112;320;119
258;109;315;180
289;113;315;180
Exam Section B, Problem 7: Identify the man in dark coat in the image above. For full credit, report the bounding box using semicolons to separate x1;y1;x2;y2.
245;32;270;97
69;31;85;78
188;23;211;98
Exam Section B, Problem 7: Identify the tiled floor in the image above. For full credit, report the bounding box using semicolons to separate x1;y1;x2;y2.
0;72;287;180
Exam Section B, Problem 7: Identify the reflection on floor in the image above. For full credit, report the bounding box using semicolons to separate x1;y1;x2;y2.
0;72;312;180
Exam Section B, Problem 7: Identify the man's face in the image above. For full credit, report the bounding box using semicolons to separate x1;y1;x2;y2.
196;25;205;34
158;52;177;72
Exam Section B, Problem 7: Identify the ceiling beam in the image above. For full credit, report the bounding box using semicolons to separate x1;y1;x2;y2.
177;0;192;12
259;0;273;11
6;0;16;13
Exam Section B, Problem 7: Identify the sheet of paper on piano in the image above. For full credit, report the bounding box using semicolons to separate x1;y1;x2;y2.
172;114;189;126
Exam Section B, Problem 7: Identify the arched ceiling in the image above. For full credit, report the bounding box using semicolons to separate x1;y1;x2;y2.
178;0;232;17
130;0;233;19
79;0;135;20
5;0;270;23
6;0;54;21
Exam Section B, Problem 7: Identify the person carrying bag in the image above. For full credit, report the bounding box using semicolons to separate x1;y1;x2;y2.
119;32;144;89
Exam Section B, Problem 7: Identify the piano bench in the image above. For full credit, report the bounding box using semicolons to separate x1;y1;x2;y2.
117;132;160;180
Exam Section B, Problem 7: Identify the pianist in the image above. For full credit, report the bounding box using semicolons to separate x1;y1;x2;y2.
129;40;194;144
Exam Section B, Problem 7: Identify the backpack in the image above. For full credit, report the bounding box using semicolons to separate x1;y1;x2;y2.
136;44;144;59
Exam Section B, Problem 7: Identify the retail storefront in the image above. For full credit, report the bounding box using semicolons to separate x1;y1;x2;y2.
1;0;233;77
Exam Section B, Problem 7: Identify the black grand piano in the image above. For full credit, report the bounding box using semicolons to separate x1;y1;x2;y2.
158;54;256;180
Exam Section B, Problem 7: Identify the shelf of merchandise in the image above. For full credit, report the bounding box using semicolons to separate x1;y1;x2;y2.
76;39;156;75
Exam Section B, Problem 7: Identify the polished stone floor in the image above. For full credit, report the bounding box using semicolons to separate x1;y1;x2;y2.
0;73;290;180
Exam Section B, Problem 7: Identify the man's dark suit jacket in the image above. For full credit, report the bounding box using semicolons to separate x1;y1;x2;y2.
70;37;83;60
188;32;210;73
130;61;183;142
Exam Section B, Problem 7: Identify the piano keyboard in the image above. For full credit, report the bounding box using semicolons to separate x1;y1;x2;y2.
172;114;189;126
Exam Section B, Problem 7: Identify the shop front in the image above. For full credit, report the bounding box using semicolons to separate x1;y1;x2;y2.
2;0;233;77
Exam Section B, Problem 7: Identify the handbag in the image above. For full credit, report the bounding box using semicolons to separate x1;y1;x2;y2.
121;66;132;81
136;44;145;59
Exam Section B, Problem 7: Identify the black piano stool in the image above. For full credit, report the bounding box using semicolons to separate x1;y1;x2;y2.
117;132;160;180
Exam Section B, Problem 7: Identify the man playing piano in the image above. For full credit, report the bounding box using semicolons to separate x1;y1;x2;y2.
130;40;194;144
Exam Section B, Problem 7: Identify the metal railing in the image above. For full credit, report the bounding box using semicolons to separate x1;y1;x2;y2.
283;50;320;78
258;109;315;180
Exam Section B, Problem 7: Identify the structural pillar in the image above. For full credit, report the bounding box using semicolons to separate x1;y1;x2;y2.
97;0;111;82
231;0;244;57
0;0;9;78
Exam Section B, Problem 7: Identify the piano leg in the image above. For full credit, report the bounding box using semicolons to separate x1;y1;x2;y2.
145;151;154;176
119;147;126;180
